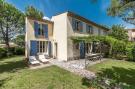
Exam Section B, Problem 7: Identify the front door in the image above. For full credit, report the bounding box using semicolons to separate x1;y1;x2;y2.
80;42;85;59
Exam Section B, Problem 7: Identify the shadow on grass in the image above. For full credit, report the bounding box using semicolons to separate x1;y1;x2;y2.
0;77;11;87
82;67;135;88
0;60;27;73
98;67;135;87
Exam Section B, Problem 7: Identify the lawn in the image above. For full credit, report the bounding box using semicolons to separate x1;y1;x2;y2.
0;56;88;89
87;59;135;88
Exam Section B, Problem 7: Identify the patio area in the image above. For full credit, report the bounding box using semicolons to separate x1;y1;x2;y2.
30;58;107;79
49;58;108;79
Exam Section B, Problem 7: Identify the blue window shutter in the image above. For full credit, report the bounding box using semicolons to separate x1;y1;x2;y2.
43;24;48;38
30;40;37;56
34;21;39;37
80;42;85;59
72;18;76;31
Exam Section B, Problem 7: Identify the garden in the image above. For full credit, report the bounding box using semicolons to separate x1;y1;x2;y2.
71;25;135;88
87;59;135;89
1;0;135;89
0;56;88;89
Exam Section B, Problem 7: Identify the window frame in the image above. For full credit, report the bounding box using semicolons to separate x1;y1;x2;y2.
98;29;101;35
73;18;83;32
38;24;44;37
86;24;93;34
37;41;48;53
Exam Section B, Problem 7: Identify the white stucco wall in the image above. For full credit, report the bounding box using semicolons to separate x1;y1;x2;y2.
51;13;68;61
128;30;135;41
25;18;53;58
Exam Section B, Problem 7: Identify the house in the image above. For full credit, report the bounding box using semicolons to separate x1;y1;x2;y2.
25;11;109;61
25;17;54;59
127;29;135;41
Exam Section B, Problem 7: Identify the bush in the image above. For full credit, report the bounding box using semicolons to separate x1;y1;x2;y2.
0;48;7;58
8;47;15;54
112;40;126;59
125;43;135;61
0;47;25;59
15;47;25;55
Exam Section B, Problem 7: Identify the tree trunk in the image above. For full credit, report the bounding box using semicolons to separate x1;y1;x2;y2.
5;24;10;50
109;44;112;57
5;39;10;49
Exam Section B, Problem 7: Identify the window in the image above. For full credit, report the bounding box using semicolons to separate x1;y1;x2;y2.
86;25;93;34
72;18;82;32
38;24;44;36
75;21;81;31
98;29;101;35
103;30;107;35
132;30;135;32
37;41;48;53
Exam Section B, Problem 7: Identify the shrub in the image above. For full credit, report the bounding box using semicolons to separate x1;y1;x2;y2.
0;48;7;58
15;47;25;55
8;47;15;54
0;47;25;58
125;42;135;61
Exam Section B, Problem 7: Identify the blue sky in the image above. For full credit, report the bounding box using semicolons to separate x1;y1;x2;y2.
6;0;135;29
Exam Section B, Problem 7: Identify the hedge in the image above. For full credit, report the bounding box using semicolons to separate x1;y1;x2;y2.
0;47;25;59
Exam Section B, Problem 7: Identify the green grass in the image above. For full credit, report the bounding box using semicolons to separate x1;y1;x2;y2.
87;59;135;88
0;56;88;89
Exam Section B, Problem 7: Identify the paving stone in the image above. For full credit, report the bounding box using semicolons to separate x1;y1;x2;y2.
49;59;107;79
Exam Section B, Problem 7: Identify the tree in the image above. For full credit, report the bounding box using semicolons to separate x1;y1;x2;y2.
0;0;25;49
109;24;128;41
25;6;44;19
13;35;25;47
107;0;135;25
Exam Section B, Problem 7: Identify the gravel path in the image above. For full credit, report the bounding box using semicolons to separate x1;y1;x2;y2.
49;59;107;79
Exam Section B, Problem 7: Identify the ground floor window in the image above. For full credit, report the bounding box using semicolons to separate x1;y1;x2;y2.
37;41;48;53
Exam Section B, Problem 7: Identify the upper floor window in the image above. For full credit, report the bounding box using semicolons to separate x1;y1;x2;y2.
98;29;101;35
34;21;48;38
38;24;44;36
132;30;135;32
86;24;93;34
72;18;83;32
103;30;107;35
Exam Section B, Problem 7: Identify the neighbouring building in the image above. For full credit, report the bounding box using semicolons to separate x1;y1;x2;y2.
127;29;135;41
25;11;110;61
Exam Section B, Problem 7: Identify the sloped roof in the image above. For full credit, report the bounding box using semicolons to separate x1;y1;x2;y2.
27;17;54;24
67;11;110;31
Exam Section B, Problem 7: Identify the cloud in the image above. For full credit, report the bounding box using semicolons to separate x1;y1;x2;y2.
124;23;135;29
43;16;51;21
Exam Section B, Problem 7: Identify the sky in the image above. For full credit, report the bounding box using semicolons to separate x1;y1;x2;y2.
6;0;135;29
